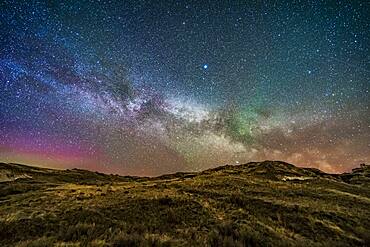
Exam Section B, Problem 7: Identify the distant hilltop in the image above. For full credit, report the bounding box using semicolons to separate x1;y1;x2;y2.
1;160;369;185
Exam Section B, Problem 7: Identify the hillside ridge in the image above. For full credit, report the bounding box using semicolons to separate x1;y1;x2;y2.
1;160;368;185
1;160;369;246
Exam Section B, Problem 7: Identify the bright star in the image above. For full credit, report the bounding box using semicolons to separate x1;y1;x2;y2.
203;64;208;69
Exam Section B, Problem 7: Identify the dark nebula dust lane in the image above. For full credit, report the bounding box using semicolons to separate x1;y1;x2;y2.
0;1;369;175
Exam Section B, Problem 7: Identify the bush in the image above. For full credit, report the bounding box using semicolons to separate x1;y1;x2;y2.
112;233;170;247
208;222;268;247
15;237;55;247
58;222;106;245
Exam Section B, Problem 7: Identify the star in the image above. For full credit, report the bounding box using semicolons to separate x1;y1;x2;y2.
0;0;368;176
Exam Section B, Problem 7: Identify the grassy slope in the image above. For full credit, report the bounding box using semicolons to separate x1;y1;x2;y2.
0;161;369;247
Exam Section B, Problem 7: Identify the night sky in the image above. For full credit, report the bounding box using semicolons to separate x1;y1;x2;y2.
1;1;369;176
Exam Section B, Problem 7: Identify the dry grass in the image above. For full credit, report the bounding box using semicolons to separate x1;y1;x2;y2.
0;161;369;246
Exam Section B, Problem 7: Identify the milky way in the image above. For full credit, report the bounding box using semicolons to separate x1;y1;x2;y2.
1;1;369;175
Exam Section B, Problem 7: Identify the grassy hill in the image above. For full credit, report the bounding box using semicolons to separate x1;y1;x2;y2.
0;161;369;246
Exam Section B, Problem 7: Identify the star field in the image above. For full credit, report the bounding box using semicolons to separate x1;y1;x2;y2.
0;0;369;175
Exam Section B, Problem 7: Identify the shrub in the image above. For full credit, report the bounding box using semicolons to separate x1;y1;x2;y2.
112;233;170;247
15;237;55;247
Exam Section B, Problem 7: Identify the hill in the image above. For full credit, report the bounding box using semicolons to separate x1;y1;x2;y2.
0;161;369;246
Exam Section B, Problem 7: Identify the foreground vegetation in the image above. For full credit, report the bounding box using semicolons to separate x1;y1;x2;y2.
0;161;369;246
